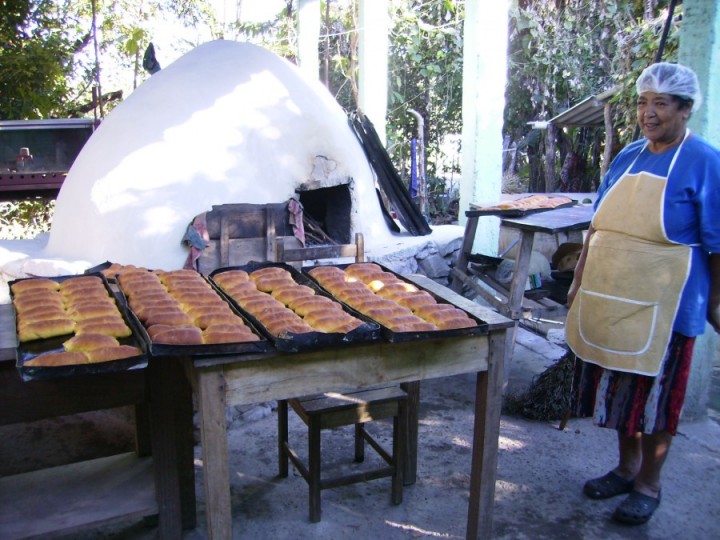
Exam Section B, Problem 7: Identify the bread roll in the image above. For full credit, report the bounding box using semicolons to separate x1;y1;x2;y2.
11;278;60;294
203;326;259;344
212;270;250;287
412;303;458;320
434;315;477;330
264;320;314;336
13;292;65;310
68;305;122;321
253;275;295;293
307;266;345;280
302;308;350;326
59;275;103;290
151;326;204;345
63;333;120;351
75;318;132;338
193;312;245;329
85;345;143;363
16;305;68;324
25;351;88;367
271;285;315;305
144;310;194;327
290;296;342;316
18;318;76;342
249;267;291;282
344;263;382;276
395;291;437;311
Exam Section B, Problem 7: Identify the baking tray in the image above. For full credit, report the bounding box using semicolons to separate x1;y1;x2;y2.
11;273;149;381
467;196;576;218
209;262;382;353
302;262;490;342
114;271;269;358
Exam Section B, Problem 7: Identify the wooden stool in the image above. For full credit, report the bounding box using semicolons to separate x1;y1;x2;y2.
278;386;407;522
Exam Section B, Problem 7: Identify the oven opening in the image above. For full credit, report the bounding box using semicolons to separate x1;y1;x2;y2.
298;184;352;246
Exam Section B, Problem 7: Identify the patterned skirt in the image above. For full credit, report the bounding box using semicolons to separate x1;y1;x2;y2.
572;332;695;436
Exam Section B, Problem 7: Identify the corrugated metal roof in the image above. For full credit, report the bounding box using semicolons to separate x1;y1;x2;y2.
546;85;620;128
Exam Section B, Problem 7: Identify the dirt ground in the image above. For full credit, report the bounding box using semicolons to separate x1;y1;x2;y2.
2;329;719;540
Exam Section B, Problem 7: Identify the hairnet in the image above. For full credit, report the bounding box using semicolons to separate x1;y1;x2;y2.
636;62;702;112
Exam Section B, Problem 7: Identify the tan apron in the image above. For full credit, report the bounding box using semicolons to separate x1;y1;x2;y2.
566;132;692;376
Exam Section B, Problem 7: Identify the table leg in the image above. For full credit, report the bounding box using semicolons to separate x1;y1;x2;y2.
466;330;506;539
450;216;479;293
197;368;232;540
507;230;535;320
400;381;420;485
149;356;195;538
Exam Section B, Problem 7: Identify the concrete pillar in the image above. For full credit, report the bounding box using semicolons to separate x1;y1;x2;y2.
460;0;509;257
297;0;321;80
358;0;389;144
678;0;720;420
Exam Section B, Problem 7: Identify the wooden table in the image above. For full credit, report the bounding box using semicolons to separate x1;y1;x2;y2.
185;275;513;539
0;304;195;539
451;204;594;320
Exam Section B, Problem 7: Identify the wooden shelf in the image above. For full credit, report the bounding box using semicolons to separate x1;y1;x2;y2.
0;453;156;539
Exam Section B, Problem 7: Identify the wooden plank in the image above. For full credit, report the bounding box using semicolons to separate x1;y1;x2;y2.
0;453;156;540
466;328;507;539
0;362;146;426
221;336;490;406
195;367;232;540
500;204;593;235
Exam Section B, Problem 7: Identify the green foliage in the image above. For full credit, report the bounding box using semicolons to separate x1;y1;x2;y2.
0;201;54;240
0;1;80;119
504;0;681;191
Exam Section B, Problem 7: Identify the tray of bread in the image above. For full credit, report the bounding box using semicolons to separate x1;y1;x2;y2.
209;263;382;353
303;262;489;342
468;194;575;217
113;267;269;357
84;261;152;283
10;273;148;381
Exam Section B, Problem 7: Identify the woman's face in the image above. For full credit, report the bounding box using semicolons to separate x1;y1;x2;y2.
637;92;691;149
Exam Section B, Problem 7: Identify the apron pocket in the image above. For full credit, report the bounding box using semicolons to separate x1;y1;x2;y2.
577;289;657;354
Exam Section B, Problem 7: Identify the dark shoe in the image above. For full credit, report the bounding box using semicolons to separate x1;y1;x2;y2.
583;471;634;499
612;490;661;525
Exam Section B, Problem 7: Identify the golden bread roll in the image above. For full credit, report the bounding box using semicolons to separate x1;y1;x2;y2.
17;318;76;342
151;326;204;345
350;296;397;312
221;281;260;299
434;315;477;330
146;324;194;340
25;351;88;367
264;319;314;336
390;321;439;332
63;333;120;352
344;263;382;276
58;275;103;290
363;305;412;325
255;308;302;324
13;290;64;307
253;275;295;293
68;305;122;321
302;308;351;326
131;301;183;321
212;270;250;287
249;266;291;281
11;278;60;294
307;265;345;279
183;303;233;318
65;298;117;315
203;326;259;344
412;303;458;320
239;295;285;313
307;314;362;333
290;296;342;316
193;312;245;329
85;344;143;363
16;305;68;323
75;318;132;338
271;285;315;305
382;314;435;332
144;310;195;327
203;322;249;332
395;291;437;311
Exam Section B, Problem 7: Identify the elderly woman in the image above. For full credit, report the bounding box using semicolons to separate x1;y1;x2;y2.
566;62;720;525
